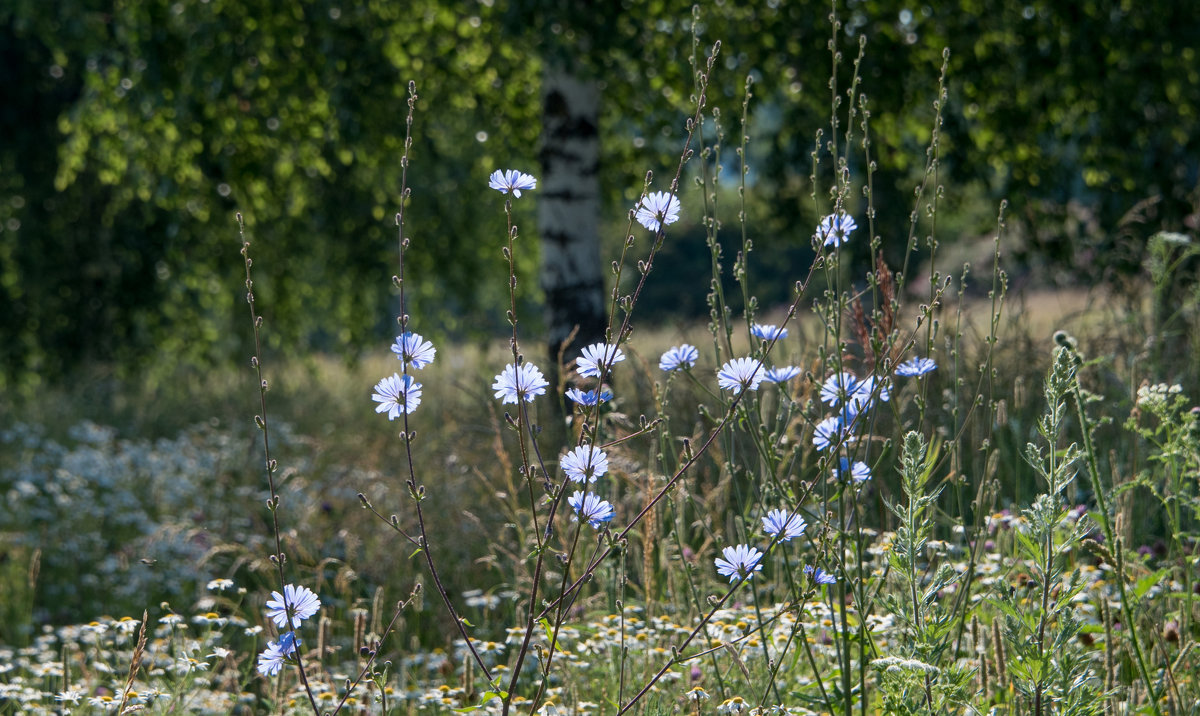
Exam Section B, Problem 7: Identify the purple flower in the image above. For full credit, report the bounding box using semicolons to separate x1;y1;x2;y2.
850;375;891;411
813;416;849;452
764;366;801;384
635;191;682;232
391;332;436;369
561;445;609;483
577;343;625;379
804;565;836;585
492;363;549;404
834;457;871;483
660;344;699;372
820;372;859;407
257;631;299;677
718;357;766;394
762;509;807;542
715;544;764;583
751;323;787;341
372;373;422;419
265;584;321;629
567;491;616;529
488;169;537;197
815;212;857;247
896;357;937;377
566;388;612;406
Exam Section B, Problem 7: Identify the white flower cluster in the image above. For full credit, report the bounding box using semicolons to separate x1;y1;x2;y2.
1136;382;1183;408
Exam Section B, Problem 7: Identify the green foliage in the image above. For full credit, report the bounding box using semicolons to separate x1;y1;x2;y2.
875;432;975;714
995;346;1109;715
1124;380;1200;651
0;0;542;391
4;1;1197;392
0;537;37;648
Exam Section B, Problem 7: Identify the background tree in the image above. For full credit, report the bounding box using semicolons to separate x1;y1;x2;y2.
2;0;1196;394
0;0;542;393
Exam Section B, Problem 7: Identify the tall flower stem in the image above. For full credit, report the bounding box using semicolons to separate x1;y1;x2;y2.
237;216;318;714
392;82;493;684
501;400;564;716
528;518;587;714
1069;356;1160;714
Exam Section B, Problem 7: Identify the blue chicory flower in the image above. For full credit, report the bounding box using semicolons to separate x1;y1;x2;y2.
577;343;625;379
635;191;682;232
568;491;616;529
762;509;807;542
391;332;436;369
718;357;766;394
816;212;857;247
715;544;764;583
560;445;609;484
488;169;537;197
372;374;422;419
566;388;613;406
896;357;937;377
492;363;549;404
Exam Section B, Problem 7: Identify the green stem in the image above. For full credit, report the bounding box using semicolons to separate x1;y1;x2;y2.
1070;379;1161;715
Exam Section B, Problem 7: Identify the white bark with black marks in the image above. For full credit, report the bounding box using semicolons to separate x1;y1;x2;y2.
539;66;605;366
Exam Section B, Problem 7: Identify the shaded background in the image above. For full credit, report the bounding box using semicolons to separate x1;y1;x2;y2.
1;0;1198;390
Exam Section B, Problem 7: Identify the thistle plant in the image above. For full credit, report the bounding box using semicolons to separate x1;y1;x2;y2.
874;431;974;714
995;345;1107;715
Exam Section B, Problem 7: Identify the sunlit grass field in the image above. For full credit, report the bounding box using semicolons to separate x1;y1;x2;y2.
2;17;1199;714
3;271;1198;714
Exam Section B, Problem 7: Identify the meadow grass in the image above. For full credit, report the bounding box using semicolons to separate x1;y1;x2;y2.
2;12;1200;716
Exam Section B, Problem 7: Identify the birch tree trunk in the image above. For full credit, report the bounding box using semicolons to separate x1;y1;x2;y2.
539;65;605;370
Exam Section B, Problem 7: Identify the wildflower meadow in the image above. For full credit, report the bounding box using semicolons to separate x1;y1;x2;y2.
2;5;1199;716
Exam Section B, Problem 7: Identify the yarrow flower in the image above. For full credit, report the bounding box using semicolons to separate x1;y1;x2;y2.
750;323;788;341
659;344;699;372
717;357;766;394
714;544;764;583
372;373;422;419
762;509;807;542
577;342;625;378
635;191;682;232
560;445;609;483
488;169;537;197
835;457;872;483
895;357;937;377
568;491;616;528
764;366;801;383
391;332;436;369
815;211;858;247
492;363;549;404
1135;382;1183;408
257;631;299;677
566;388;612;406
805;565;837;585
265;584;322;628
